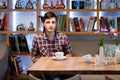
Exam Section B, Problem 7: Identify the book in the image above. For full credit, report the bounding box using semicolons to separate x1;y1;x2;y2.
9;34;29;53
105;17;110;32
87;17;97;32
73;17;81;31
9;56;17;76
100;16;108;32
57;15;66;31
13;56;23;76
0;12;6;31
9;34;20;53
17;34;29;53
117;17;120;32
1;13;7;31
79;18;85;32
69;18;75;32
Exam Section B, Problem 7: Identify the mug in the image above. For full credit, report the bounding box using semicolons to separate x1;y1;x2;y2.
72;1;78;9
79;1;84;9
55;52;64;59
83;54;91;62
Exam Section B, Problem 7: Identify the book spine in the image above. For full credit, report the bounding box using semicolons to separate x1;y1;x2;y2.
69;18;75;32
87;17;96;32
17;34;29;53
79;18;84;32
73;17;81;31
13;57;19;76
9;56;17;76
15;35;20;53
117;17;120;32
14;56;24;76
114;16;118;32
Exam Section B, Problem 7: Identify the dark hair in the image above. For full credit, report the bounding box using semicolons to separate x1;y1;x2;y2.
43;12;57;22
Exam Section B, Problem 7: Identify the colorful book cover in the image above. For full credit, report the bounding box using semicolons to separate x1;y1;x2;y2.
13;56;23;76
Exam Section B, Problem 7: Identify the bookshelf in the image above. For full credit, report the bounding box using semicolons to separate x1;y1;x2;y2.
0;0;120;79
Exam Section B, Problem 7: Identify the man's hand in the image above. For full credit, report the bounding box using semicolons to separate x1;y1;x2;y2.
65;53;72;57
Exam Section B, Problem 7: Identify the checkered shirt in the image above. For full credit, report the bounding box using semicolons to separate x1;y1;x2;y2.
31;32;72;57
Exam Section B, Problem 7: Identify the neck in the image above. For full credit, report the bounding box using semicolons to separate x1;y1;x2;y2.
46;31;55;41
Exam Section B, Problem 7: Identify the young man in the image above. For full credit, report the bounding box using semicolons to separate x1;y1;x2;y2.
31;12;73;80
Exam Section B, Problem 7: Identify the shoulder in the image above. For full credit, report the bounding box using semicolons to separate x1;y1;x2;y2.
57;32;66;37
56;32;68;40
33;32;45;40
35;32;45;38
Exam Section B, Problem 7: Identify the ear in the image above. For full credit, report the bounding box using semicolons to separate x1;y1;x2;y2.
41;22;45;27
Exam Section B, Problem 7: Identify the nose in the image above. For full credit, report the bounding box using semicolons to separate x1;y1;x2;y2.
49;22;53;26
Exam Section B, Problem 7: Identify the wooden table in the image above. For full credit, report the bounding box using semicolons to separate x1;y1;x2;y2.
27;57;120;75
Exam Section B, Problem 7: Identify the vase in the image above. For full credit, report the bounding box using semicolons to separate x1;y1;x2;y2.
115;46;120;64
99;46;104;63
55;0;60;9
50;0;55;9
42;0;49;9
59;0;65;9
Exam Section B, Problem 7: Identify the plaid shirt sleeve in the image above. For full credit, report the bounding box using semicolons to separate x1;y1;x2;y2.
31;35;39;57
63;34;72;55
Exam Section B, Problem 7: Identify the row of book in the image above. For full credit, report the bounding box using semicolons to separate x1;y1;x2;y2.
9;34;29;53
69;16;120;32
57;14;66;32
69;17;97;32
0;12;7;31
100;16;120;32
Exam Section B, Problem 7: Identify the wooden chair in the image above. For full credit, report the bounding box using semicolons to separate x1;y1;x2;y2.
105;75;120;80
105;76;114;80
64;74;81;80
28;74;42;80
28;73;47;80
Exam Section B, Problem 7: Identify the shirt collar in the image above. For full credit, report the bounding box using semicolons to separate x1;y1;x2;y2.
42;31;59;40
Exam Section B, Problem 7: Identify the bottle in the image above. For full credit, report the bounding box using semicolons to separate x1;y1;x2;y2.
115;47;120;64
59;0;65;9
28;22;35;31
42;0;49;9
100;0;106;9
55;0;60;9
1;2;7;9
89;0;94;9
99;46;104;64
79;1;84;9
109;0;116;9
49;0;55;9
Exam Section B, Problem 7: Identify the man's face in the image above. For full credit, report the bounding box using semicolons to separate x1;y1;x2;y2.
43;17;57;33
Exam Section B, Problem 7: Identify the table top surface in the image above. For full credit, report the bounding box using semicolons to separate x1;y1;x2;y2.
27;57;120;74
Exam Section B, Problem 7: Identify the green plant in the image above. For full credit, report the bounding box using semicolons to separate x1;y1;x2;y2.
98;37;104;46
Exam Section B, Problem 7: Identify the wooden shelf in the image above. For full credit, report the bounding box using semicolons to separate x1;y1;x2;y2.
9;9;37;11
9;74;28;79
40;9;67;11
99;9;120;12
0;31;9;34
69;9;98;12
9;53;30;56
9;31;38;34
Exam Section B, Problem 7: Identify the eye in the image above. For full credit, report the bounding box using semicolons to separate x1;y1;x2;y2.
52;21;56;24
46;21;50;24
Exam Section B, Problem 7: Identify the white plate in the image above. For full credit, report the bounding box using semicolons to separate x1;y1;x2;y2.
52;56;66;60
